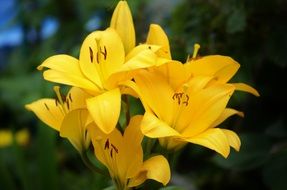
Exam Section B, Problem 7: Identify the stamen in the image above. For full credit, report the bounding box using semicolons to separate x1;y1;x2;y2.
105;139;110;150
172;92;189;106
44;103;49;110
89;47;93;63
69;93;72;102
53;86;68;113
111;144;118;153
182;94;189;106
66;100;70;110
192;43;200;59
95;38;101;64
100;46;107;60
96;53;99;64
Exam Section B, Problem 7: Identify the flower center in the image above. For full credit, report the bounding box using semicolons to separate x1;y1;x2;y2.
53;86;72;114
104;138;119;158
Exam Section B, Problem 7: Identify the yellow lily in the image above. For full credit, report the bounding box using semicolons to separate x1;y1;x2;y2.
110;0;135;54
25;87;91;153
146;24;259;97
88;116;170;189
38;28;160;134
133;70;241;158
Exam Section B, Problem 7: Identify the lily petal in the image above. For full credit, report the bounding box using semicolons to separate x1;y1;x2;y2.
128;155;170;187
122;116;144;179
110;0;135;53
87;88;121;134
146;24;171;59
185;128;230;158
134;70;175;123
141;112;181;138
25;99;64;131
222;129;241;151
60;109;89;152
186;55;240;83
211;108;244;128
39;55;98;92
79;28;125;85
180;84;235;136
232;83;260;96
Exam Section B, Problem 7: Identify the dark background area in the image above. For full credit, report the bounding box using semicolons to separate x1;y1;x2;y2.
0;0;286;189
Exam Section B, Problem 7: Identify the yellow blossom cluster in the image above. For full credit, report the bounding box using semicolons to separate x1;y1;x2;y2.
25;1;259;189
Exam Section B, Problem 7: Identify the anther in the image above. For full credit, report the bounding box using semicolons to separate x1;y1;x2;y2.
66;100;70;110
44;103;49;110
69;93;72;102
100;46;107;60
89;47;93;63
111;144;118;153
104;139;110;150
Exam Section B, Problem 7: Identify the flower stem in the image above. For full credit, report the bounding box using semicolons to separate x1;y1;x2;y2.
123;95;130;127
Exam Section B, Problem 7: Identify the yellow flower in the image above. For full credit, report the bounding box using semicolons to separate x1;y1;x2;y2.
88;116;170;189
133;70;242;158
0;129;29;148
110;0;135;54
25;87;91;153
146;24;260;97
38;28;159;134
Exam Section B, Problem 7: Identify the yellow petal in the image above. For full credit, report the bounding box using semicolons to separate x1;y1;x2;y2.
232;83;260;96
185;128;230;158
123;115;144;148
119;49;157;72
134;70;175;123
211;108;244;128
25;99;64;131
222;129;241;151
80;28;125;85
110;0;135;53
86;88;121;134
154;60;189;89
66;87;91;110
88;122;124;178
125;44;161;62
141;112;180;138
121;116;144;179
146;24;171;59
60;109;89;152
39;55;98;92
186;55;240;83
128;155;171;187
180;84;235;136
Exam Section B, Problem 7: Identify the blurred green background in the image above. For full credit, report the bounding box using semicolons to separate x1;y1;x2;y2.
0;0;286;189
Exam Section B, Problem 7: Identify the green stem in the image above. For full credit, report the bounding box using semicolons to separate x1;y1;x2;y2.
80;151;108;177
123;95;130;127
